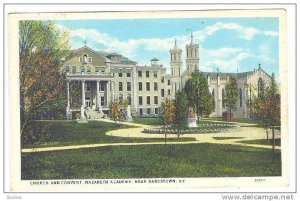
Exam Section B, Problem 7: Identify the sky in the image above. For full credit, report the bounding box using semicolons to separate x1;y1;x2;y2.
54;17;279;78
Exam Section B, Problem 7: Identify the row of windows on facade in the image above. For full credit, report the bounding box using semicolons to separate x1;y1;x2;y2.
139;108;159;115
65;66;106;74
84;82;170;98
138;96;159;105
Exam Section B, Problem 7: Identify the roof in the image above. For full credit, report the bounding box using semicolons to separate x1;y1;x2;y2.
202;71;253;78
97;51;137;65
151;58;159;61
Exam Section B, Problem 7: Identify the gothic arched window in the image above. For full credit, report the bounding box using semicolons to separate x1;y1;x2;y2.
239;88;242;107
222;89;225;108
257;78;264;98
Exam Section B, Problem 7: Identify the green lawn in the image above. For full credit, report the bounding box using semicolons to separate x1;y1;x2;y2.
213;137;245;140
240;139;281;146
132;117;163;125
21;143;281;179
22;120;195;149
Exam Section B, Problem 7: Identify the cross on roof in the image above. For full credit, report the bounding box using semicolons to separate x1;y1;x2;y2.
258;63;261;68
84;40;87;46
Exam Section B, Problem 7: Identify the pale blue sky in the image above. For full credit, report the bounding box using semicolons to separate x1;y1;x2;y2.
54;17;279;78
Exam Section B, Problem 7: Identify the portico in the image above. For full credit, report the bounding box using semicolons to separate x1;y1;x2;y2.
65;73;114;120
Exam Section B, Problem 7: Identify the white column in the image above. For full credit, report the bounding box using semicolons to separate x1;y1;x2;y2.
66;80;71;119
111;81;115;102
106;81;109;105
81;80;86;119
96;81;100;108
107;81;111;105
66;81;70;108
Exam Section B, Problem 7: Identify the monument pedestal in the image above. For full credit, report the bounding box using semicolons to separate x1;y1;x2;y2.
188;117;198;128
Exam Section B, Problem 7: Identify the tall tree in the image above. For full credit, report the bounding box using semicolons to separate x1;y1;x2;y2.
160;98;175;143
184;70;211;123
19;21;70;140
252;77;280;151
174;91;188;136
224;77;238;121
109;101;121;126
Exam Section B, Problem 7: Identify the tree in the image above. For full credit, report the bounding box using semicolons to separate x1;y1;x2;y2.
224;77;238;121
19;21;70;142
174;91;188;137
109;101;121;126
184;70;211;123
160;98;175;143
251;77;280;151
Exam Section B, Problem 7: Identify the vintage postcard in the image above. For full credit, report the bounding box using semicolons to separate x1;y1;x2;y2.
6;8;292;192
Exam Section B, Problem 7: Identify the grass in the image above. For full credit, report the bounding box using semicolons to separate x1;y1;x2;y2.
213;137;245;140
21;143;281;180
132;117;163;125
22;120;195;149
240;139;281;146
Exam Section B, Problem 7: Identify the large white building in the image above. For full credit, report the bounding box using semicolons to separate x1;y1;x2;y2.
61;34;275;119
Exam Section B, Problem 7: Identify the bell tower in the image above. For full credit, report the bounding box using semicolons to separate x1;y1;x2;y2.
170;38;183;97
170;38;182;77
186;32;199;75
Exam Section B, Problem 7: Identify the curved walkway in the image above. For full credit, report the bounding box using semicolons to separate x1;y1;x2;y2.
21;119;281;153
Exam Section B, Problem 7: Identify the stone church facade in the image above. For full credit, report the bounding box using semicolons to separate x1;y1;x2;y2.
61;34;275;120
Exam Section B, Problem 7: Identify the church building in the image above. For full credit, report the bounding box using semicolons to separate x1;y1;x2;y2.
61;34;275;120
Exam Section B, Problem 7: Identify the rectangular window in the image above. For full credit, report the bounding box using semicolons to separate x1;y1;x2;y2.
138;71;142;77
168;89;171;95
95;67;100;73
154;71;158;78
147;96;150;105
139;108;143;116
119;94;123;103
138;82;142;91
119;82;123;91
161;77;164;83
146;82;150;91
100;67;105;73
118;69;122;77
127;94;131;105
65;66;70;73
127;82;131;91
127;71;131;77
154;96;158;104
86;66;91;74
80;66;85;73
154;82;158;91
154;108;158;115
146;71;150;78
87;57;92;63
72;66;76;74
139;96;143;105
161;89;165;97
147;108;151;115
101;97;105;106
168;80;171;86
100;82;105;91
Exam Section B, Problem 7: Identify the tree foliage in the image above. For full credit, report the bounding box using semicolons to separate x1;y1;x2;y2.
184;70;211;122
251;77;280;151
19;21;70;140
224;77;238;120
160;98;175;126
174;91;188;131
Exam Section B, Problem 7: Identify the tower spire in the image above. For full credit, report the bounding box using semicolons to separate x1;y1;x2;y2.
191;31;194;44
174;38;177;47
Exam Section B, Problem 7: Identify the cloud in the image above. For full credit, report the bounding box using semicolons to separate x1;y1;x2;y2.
55;22;277;71
193;22;278;41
